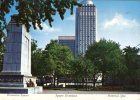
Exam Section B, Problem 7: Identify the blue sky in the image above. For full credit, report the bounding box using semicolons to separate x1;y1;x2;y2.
6;0;140;49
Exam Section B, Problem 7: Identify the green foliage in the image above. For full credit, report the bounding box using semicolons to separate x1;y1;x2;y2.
85;39;127;85
0;0;81;32
31;39;74;77
31;39;47;76
31;39;37;52
70;55;95;82
32;49;47;76
123;46;140;71
86;39;125;73
123;46;140;85
44;40;74;76
0;31;5;72
31;39;73;77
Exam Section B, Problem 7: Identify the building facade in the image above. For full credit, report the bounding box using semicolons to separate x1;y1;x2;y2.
75;0;97;55
58;36;75;56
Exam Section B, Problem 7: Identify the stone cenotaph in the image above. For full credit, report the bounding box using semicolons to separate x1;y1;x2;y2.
0;16;42;94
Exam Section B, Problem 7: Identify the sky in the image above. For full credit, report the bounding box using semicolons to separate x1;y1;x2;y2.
5;0;140;49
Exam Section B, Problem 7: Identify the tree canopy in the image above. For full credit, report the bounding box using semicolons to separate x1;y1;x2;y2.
43;40;74;86
0;0;81;32
0;31;5;72
31;39;48;76
70;55;94;80
44;40;74;76
85;39;127;85
70;55;95;88
31;39;74;77
123;46;140;85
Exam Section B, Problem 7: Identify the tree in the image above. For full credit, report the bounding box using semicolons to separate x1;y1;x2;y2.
85;39;126;86
0;0;81;32
123;46;140;86
31;39;47;76
31;39;37;52
43;40;74;87
0;31;5;72
70;55;95;88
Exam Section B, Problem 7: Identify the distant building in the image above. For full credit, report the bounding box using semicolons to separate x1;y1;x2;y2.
75;0;97;55
58;36;75;56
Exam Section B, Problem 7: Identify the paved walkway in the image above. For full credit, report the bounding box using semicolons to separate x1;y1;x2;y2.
41;88;140;94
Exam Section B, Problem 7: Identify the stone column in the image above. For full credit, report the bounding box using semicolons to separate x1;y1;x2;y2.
1;20;31;76
0;16;42;93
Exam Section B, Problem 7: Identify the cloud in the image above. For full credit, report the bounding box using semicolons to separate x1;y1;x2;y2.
104;13;140;29
66;14;75;21
30;23;63;48
98;13;140;48
36;23;62;34
30;23;62;35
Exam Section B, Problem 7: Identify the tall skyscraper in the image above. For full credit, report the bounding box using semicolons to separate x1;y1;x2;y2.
75;0;97;55
58;36;75;56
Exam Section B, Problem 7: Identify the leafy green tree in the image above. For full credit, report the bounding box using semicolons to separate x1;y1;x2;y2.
0;0;81;32
70;55;95;88
31;39;47;76
85;39;126;86
31;39;37;52
44;40;74;87
123;46;140;86
0;31;5;72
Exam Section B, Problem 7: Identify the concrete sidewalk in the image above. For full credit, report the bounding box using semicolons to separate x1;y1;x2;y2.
41;88;140;94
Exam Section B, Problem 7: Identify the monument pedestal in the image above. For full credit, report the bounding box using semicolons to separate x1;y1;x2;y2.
0;87;42;94
0;74;43;94
0;75;37;87
0;16;43;94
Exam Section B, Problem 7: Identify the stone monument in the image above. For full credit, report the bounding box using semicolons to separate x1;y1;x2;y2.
0;16;43;94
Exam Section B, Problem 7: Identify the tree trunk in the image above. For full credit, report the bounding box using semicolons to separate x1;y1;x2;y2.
57;76;59;87
53;75;55;88
102;73;105;86
93;74;96;88
82;78;84;88
65;82;66;88
86;78;88;90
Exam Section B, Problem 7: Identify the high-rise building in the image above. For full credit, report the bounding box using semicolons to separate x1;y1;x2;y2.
75;0;97;55
58;36;75;56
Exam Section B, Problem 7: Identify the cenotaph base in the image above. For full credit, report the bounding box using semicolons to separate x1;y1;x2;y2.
0;16;43;94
